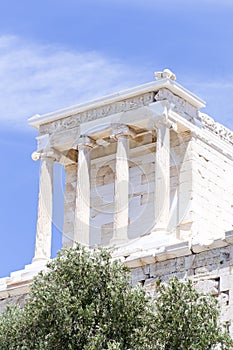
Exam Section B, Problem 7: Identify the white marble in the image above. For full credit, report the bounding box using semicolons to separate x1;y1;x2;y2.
153;121;170;232
73;137;94;246
33;151;57;261
111;126;130;244
63;163;77;247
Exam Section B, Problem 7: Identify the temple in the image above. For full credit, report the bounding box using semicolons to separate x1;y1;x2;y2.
28;68;232;258
0;69;233;332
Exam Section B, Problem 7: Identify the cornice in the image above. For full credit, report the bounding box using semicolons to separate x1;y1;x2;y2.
28;79;205;129
169;110;233;160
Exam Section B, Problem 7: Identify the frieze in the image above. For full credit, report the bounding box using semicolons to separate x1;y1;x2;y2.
154;88;199;123
199;113;233;146
40;92;155;135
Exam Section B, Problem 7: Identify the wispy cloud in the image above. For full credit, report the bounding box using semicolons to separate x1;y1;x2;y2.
0;35;232;132
0;35;145;130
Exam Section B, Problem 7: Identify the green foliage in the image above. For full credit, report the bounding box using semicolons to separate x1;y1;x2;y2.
153;277;233;350
0;245;232;349
0;246;155;350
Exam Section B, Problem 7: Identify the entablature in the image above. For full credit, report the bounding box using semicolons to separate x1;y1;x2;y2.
28;72;232;163
28;75;205;132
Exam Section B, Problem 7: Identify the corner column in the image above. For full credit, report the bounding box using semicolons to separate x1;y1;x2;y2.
111;126;132;245
74;136;94;246
153;121;171;232
32;150;58;262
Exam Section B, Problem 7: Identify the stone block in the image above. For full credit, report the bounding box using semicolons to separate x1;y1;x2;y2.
220;275;233;292
131;266;150;284
140;192;154;205
195;279;219;295
141;172;155;184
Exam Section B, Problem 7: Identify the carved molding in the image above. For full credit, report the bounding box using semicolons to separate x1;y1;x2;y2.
155;88;199;123
39;92;155;135
199;113;233;146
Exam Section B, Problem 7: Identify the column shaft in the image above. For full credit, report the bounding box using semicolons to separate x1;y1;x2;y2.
74;144;91;245
63;163;77;248
112;134;129;244
33;156;54;261
154;122;170;231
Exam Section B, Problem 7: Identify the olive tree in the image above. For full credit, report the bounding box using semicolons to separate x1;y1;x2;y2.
153;276;233;350
0;245;232;350
0;245;155;350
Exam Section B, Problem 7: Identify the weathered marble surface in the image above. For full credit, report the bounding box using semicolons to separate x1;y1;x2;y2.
0;294;28;315
129;239;233;335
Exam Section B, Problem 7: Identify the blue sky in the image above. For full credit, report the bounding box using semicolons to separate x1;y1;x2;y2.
0;0;233;277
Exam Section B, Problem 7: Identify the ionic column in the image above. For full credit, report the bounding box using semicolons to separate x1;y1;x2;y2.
153;121;171;232
74;136;94;246
63;163;77;248
32;150;59;262
111;126;133;245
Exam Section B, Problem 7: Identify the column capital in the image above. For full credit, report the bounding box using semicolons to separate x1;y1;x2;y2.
110;124;135;141
31;149;61;162
73;135;96;150
148;101;177;132
155;119;177;132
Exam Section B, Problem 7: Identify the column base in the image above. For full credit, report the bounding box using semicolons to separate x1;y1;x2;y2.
110;237;129;247
32;257;49;264
151;229;168;233
150;225;169;235
140;229;172;249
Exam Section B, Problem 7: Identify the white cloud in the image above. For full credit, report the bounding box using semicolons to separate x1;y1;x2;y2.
0;35;145;130
0;35;232;132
